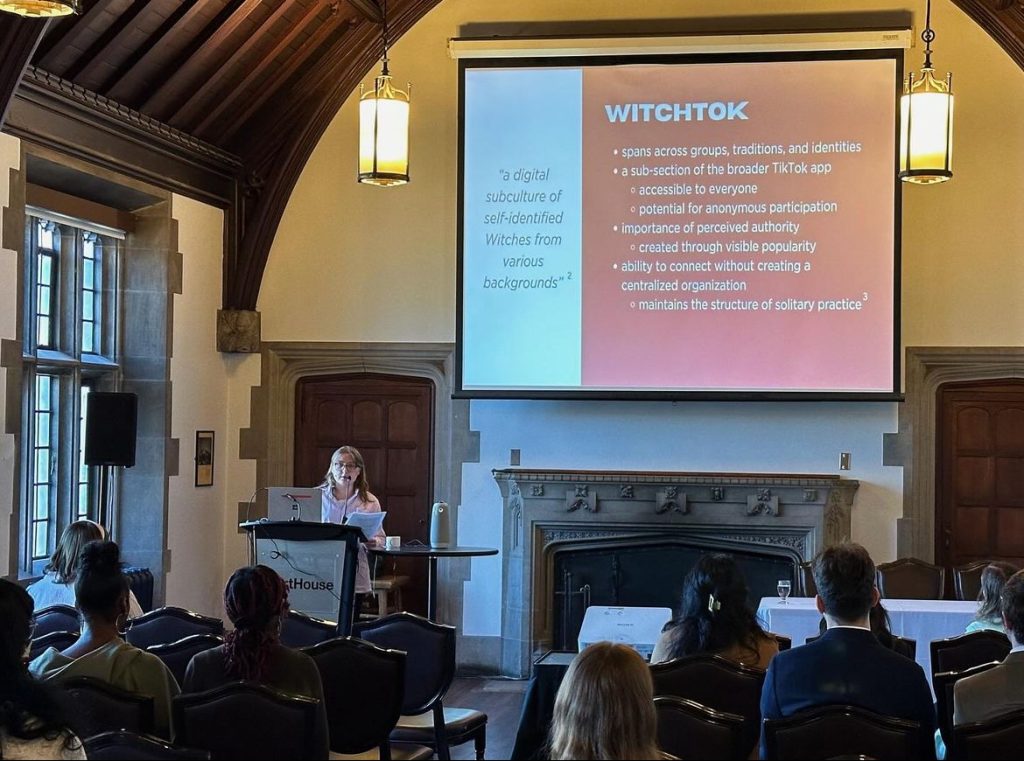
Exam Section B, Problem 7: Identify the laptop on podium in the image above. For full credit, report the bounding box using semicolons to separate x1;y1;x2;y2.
267;486;322;522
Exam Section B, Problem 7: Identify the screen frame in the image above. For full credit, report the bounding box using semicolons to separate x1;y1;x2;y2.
455;46;904;402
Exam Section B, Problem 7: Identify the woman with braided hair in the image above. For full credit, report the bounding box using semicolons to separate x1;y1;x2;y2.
182;566;328;758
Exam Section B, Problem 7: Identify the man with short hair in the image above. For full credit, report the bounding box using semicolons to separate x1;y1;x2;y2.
953;569;1024;725
759;543;936;758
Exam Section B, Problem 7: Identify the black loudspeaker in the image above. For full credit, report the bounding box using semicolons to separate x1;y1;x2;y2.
84;392;138;467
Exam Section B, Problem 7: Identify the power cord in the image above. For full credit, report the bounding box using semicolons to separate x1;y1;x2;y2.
264;535;342;603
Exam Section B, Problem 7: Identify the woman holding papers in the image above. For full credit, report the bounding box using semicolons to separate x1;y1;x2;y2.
320;446;385;607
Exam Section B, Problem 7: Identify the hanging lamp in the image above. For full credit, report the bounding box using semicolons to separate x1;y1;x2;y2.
0;0;79;16
358;0;411;186
899;0;954;184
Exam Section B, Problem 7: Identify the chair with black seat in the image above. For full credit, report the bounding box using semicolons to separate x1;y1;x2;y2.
875;558;945;599
127;607;224;649
280;610;338;649
58;676;155;741
352;612;486;761
147;634;225;687
654;695;747;761
302;636;432;760
649;653;766;759
930;630;1011;684
948;707;1024;760
772;633;792;651
953;561;991;602
173;682;320;761
84;730;210;760
798;562;817;597
763;704;927;760
932;661;1000;748
33;604;80;637
29;629;79;660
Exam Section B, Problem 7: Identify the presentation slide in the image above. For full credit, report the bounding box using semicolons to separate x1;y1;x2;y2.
459;53;900;397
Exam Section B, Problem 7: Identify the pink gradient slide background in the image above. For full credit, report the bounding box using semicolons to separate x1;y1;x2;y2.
580;59;896;391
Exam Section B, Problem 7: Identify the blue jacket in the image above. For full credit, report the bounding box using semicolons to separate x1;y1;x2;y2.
760;626;937;759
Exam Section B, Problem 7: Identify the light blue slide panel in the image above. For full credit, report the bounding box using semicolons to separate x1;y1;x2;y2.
463;67;582;389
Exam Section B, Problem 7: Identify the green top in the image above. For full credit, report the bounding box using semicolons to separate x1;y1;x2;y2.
965;618;1006;634
29;639;180;739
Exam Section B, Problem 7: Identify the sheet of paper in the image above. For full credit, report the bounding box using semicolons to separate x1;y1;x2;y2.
344;510;385;539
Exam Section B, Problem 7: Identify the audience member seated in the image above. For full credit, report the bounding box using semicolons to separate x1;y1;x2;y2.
182;565;328;758
953;569;1024;726
29;541;178;738
965;563;1017;634
0;579;86;760
26;521;143;618
759;543;936;760
548;642;662;760
651;553;779;669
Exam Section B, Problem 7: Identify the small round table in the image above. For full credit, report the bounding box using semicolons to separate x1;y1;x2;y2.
369;544;498;621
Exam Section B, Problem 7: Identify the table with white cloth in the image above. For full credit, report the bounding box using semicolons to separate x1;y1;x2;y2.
757;596;978;687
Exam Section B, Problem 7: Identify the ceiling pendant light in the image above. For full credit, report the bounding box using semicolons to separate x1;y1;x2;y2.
358;0;411;186
0;0;80;17
899;0;954;184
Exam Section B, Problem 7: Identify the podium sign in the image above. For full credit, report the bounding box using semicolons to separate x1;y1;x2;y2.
242;521;362;634
255;537;346;622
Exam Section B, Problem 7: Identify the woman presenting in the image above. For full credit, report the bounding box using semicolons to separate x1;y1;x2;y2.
321;446;385;609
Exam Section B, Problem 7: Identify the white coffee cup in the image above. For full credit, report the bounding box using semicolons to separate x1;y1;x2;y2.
385;536;401;550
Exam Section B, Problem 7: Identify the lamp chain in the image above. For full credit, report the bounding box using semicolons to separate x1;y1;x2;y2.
922;0;935;69
381;0;391;77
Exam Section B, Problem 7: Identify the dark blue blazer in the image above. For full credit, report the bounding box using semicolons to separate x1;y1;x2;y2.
759;627;937;759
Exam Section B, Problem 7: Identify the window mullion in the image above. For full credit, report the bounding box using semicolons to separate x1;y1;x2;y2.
59;226;78;357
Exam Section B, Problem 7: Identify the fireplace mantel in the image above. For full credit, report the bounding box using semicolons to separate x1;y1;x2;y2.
493;468;859;676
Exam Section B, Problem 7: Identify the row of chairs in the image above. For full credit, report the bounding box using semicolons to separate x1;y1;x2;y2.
760;703;1024;760
34;611;486;761
797;557;1016;600
647;628;1013;760
30;604;341;654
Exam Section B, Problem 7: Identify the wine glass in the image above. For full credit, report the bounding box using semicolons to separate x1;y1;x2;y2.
777;579;792;604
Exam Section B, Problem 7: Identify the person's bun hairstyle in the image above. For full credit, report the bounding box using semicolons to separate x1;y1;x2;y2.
74;540;128;620
79;540;121;575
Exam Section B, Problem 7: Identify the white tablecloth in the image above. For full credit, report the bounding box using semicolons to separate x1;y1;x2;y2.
757;596;978;686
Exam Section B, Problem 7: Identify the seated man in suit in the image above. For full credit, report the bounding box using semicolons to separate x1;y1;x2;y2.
759;543;936;759
953;569;1024;725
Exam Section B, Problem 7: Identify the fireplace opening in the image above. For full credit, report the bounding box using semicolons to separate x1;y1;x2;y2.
551;538;798;651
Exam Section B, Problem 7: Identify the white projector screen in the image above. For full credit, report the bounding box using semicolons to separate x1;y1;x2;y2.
456;45;902;400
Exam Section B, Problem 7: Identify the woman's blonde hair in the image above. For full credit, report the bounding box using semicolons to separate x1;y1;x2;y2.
549;642;661;760
44;520;105;584
321;446;370;503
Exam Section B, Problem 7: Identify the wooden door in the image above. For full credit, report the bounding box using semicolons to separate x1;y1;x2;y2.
937;380;1024;588
294;373;434;616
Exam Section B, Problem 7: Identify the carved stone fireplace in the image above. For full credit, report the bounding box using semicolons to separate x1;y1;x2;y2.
493;469;859;677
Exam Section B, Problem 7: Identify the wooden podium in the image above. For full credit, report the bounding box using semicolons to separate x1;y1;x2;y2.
241;521;364;635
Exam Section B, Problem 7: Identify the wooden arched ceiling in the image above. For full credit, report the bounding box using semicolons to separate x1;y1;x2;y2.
2;0;1024;319
0;0;441;317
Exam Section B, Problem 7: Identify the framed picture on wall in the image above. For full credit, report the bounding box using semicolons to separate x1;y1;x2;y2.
195;430;214;487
